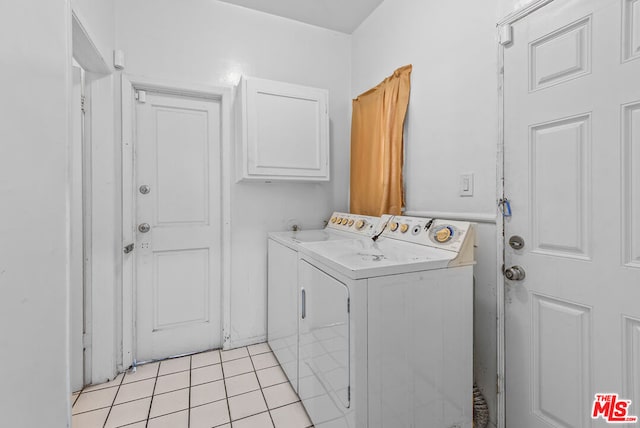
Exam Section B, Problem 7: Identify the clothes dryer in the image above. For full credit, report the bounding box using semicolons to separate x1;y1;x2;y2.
267;212;380;392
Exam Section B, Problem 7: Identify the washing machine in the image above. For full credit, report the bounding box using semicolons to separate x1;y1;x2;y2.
294;215;476;428
267;212;380;392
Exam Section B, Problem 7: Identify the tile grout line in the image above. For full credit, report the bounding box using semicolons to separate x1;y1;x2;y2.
101;373;126;428
187;355;192;428
219;348;233;426
72;345;279;427
144;363;161;428
248;350;277;427
71;392;81;408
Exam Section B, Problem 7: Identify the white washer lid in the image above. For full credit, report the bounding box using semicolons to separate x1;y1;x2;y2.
299;236;456;279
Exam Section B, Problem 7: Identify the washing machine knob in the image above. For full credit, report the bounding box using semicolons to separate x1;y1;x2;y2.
435;226;454;243
390;222;399;232
400;224;409;233
355;220;366;230
331;217;337;224
348;219;355;226
341;218;349;225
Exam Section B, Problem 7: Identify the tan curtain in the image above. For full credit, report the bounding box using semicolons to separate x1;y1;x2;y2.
350;65;412;216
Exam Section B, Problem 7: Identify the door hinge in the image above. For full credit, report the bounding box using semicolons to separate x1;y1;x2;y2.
135;90;146;103
83;333;92;348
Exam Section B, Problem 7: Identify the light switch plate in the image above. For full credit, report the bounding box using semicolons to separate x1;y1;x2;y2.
459;173;474;197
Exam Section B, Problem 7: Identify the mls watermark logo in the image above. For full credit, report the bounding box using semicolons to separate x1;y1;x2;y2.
592;394;638;423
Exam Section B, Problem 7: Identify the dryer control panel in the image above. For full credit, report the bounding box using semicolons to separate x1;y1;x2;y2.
377;215;474;254
326;212;380;236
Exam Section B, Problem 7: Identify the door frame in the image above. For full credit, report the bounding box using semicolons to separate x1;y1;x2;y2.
495;2;557;427
71;9;115;387
121;75;233;369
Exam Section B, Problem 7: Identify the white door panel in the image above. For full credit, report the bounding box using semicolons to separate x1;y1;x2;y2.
504;0;640;426
135;91;222;361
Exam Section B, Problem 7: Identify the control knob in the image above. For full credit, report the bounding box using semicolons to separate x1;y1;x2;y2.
355;220;366;230
400;224;409;233
434;226;454;243
390;222;399;232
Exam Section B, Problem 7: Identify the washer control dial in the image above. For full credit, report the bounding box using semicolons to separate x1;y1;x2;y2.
331;217;338;223
434;225;454;243
390;222;399;232
348;219;355;226
400;224;409;233
341;218;349;225
355;220;366;230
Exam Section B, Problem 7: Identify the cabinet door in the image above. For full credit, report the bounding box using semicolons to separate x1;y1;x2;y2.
238;76;329;181
298;260;350;426
267;240;299;392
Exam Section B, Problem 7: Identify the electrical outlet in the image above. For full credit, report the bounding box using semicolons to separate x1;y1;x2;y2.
459;173;474;197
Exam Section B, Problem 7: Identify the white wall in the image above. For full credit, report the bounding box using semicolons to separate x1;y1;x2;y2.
0;0;71;426
114;0;351;347
352;1;503;425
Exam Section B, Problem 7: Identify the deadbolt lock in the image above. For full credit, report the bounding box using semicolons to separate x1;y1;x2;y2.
509;235;525;250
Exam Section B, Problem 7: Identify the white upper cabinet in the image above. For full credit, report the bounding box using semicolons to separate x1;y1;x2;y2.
235;76;330;182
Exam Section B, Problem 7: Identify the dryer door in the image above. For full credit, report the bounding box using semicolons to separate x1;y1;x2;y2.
298;260;350;424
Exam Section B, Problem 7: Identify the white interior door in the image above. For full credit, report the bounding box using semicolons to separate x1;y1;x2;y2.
504;0;640;426
135;90;222;362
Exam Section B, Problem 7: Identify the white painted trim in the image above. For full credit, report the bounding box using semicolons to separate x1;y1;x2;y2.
65;1;74;413
71;11;111;75
227;335;267;350
121;74;135;369
82;72;93;386
87;74;118;383
403;210;497;224
496;2;556;427
497;0;555;26
120;75;234;365
496;26;507;428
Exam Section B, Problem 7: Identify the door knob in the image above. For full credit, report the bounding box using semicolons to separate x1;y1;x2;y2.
504;265;526;281
138;223;151;233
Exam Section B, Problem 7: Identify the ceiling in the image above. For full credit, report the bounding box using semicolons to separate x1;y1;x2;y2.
218;0;384;34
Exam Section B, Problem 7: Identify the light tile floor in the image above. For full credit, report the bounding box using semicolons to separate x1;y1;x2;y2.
72;343;313;428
